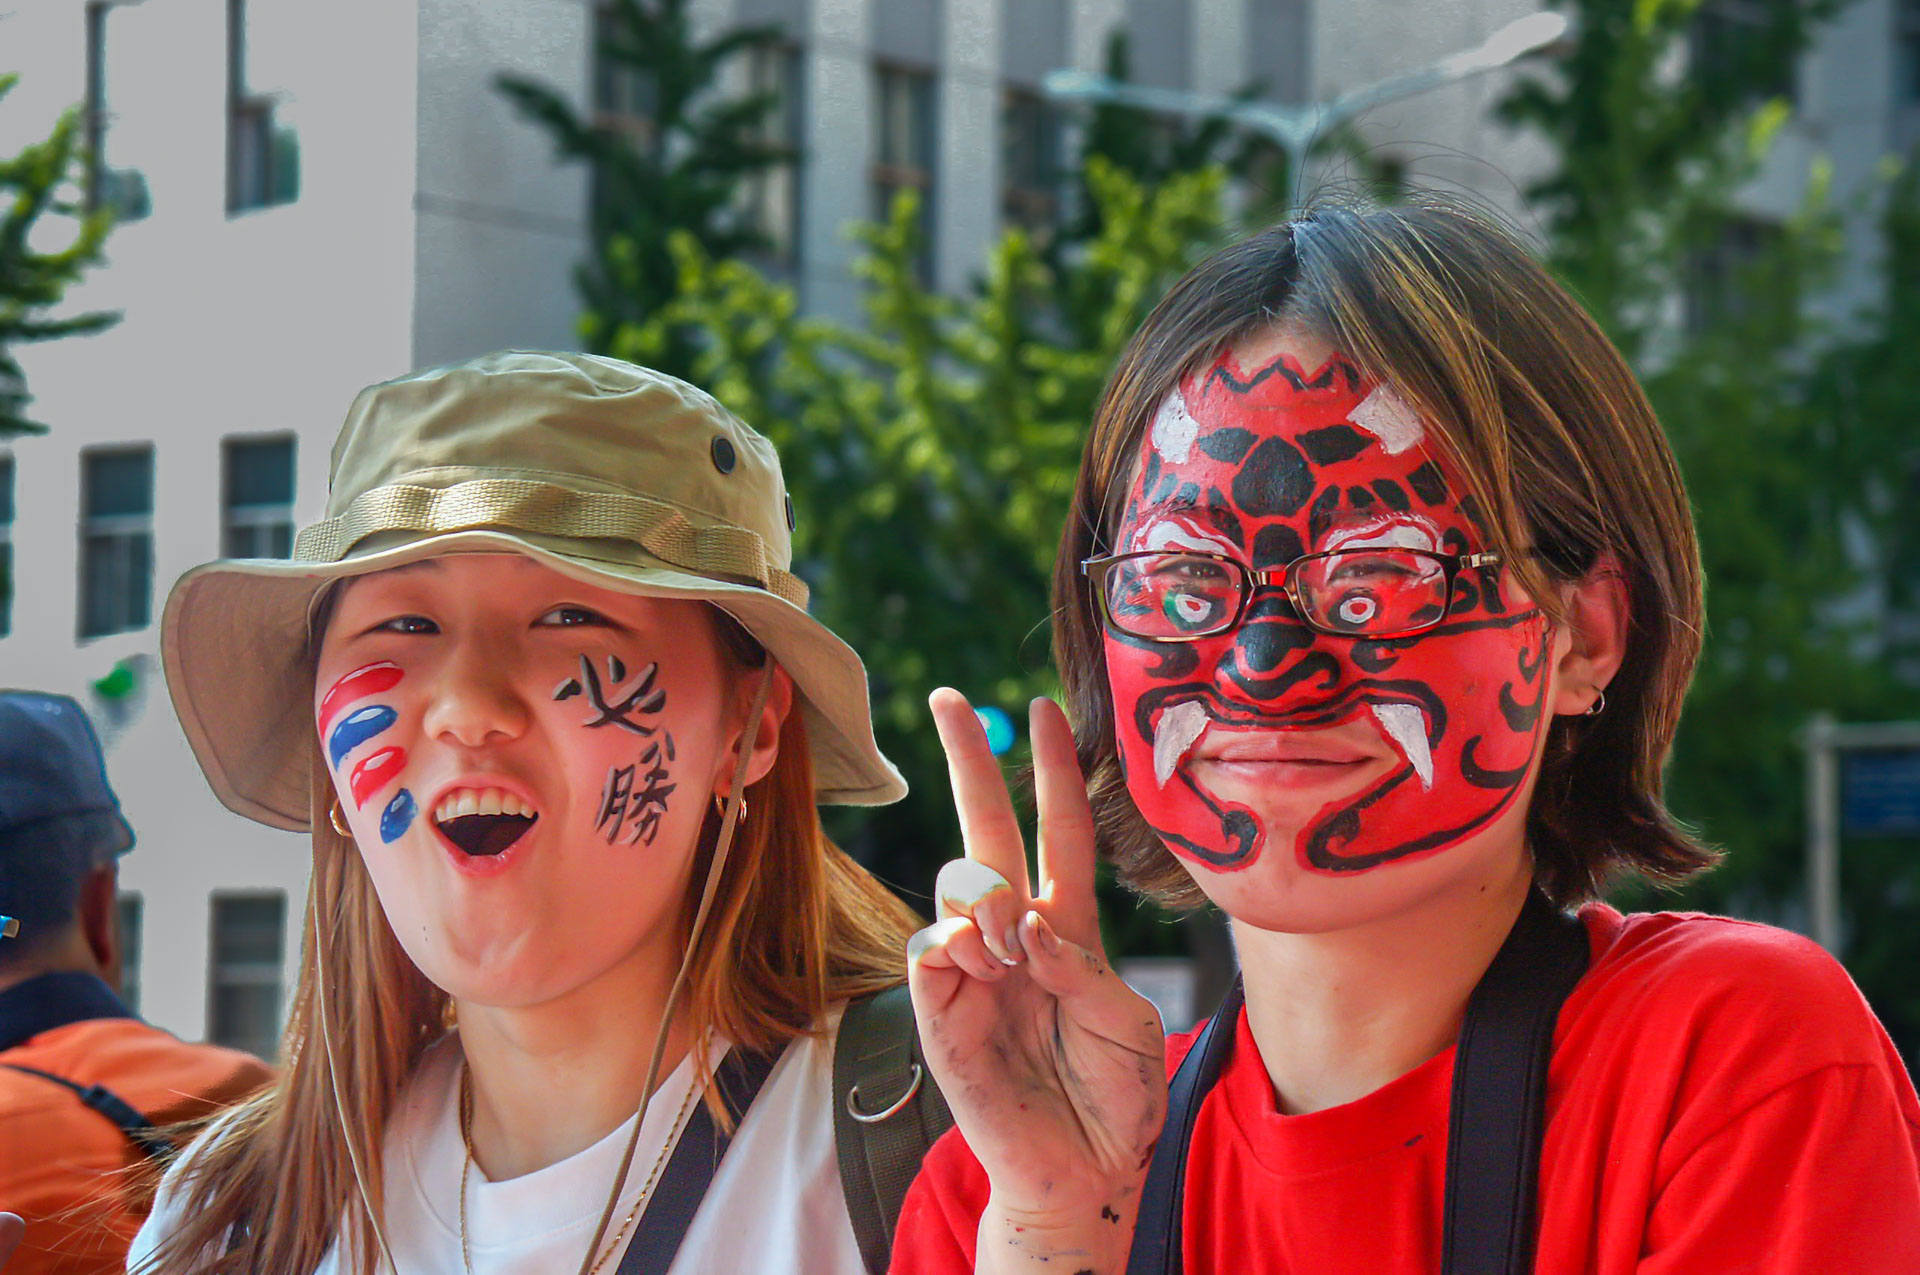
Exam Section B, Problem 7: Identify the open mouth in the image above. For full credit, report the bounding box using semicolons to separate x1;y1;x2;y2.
432;788;539;857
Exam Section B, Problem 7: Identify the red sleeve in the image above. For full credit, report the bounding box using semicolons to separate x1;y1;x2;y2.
889;1124;988;1275
888;1029;1205;1275
1636;1060;1920;1272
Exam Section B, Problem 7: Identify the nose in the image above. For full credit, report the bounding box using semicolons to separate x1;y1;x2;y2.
419;636;530;748
1220;587;1343;703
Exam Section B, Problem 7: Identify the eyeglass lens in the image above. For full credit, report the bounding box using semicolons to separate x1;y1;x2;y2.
1104;549;1453;639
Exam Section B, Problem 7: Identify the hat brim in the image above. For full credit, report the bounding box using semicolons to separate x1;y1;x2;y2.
161;530;907;832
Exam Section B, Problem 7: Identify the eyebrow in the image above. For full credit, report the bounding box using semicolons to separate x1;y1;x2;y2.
1138;500;1244;541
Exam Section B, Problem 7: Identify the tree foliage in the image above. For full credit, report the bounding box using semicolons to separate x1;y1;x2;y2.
1502;0;1920;1054
612;163;1227;914
497;0;789;370
0;73;116;439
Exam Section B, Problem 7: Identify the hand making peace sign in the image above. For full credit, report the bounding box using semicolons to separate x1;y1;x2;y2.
907;690;1168;1267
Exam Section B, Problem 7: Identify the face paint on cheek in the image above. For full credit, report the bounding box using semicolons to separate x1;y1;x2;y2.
557;655;678;847
349;746;408;808
380;790;418;844
320;663;418;841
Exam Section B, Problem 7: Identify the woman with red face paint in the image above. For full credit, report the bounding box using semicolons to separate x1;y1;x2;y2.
892;203;1920;1275
128;353;926;1274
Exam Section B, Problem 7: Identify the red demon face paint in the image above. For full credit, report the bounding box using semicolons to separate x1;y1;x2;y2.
1105;344;1549;876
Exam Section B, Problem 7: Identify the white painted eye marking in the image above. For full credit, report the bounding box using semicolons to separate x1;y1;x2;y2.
1350;383;1425;454
1323;516;1440;554
1370;704;1434;789
1338;595;1379;625
1150;388;1200;464
1174;595;1213;624
1154;701;1209;788
1139;519;1236;556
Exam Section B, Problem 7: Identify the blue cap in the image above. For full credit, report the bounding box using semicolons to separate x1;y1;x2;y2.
0;692;135;926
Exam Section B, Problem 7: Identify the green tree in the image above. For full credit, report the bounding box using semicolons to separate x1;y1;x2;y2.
497;0;790;371
1;74;116;439
614;163;1227;926
1503;1;1920;1054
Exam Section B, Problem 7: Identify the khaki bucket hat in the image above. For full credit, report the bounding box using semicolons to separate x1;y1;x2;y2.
162;350;906;831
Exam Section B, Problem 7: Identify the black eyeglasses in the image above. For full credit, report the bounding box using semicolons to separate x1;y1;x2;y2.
1082;547;1502;642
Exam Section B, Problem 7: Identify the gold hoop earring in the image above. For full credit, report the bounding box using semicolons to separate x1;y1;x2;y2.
711;792;749;826
1584;688;1607;717
328;799;354;837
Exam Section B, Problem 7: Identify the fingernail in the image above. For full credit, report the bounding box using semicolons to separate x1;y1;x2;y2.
907;928;935;962
1001;924;1026;965
1027;910;1060;954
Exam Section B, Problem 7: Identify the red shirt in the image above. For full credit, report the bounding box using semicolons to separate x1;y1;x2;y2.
890;907;1920;1273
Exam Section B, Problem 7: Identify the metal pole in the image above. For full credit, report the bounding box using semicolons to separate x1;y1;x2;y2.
1805;712;1841;952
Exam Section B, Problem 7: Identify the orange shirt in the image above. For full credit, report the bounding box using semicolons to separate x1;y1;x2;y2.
0;974;273;1275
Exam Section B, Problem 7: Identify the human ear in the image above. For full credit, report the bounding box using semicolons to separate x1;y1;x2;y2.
1549;553;1629;717
723;663;796;792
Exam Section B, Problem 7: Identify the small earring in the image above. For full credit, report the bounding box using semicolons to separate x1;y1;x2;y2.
711;792;749;826
328;799;354;837
1584;688;1607;717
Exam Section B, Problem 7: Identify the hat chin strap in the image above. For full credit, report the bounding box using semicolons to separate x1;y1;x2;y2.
573;657;778;1275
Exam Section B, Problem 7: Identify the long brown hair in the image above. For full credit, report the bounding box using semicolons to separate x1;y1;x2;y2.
1055;197;1713;910
137;609;919;1275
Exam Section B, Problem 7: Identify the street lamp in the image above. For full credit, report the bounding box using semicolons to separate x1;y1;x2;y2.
1042;10;1570;205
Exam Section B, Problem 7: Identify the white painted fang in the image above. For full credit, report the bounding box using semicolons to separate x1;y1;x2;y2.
1371;704;1433;788
1150;388;1200;464
1350;384;1425;455
1154;701;1210;788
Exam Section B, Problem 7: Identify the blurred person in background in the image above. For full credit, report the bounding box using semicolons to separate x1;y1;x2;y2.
898;201;1920;1274
0;691;272;1275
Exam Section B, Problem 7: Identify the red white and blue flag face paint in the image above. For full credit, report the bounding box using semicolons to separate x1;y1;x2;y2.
1105;346;1549;878
319;660;417;843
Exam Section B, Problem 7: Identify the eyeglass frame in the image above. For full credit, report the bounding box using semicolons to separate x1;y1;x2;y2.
1080;547;1504;643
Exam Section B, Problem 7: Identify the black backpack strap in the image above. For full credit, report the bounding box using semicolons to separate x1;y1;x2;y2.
833;983;956;1275
1;1062;175;1161
1126;977;1242;1275
1441;889;1590;1275
1126;891;1589;1275
614;1044;785;1275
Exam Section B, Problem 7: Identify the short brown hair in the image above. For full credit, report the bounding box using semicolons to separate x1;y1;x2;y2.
1054;198;1714;910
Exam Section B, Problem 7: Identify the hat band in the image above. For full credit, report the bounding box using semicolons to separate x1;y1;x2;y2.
292;478;808;607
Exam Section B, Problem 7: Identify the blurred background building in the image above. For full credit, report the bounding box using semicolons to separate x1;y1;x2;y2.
0;0;1911;1053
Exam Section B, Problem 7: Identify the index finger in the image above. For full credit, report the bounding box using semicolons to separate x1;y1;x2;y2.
1030;697;1100;947
928;687;1033;902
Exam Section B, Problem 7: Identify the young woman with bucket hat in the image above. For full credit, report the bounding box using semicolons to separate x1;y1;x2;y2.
130;351;926;1274
893;203;1920;1273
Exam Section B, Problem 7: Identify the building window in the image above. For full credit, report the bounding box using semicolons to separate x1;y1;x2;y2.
117;893;142;1014
872;63;937;282
1691;0;1798;108
227;0;299;214
83;1;149;220
222;435;295;559
1001;88;1063;246
78;446;154;639
208;892;285;1060
1901;1;1920;102
0;454;13;639
741;42;805;266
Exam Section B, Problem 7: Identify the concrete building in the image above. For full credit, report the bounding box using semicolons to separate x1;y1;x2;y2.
0;0;1906;1053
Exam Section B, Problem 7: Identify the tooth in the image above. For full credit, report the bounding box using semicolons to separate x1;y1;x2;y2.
1154;701;1210;788
435;798;457;823
478;790;503;816
453;791;478;818
1371;704;1433;788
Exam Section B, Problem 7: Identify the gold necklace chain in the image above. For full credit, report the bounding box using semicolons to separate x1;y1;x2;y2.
457;1062;706;1275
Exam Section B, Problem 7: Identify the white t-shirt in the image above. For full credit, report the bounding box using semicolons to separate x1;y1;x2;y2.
129;1020;865;1274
